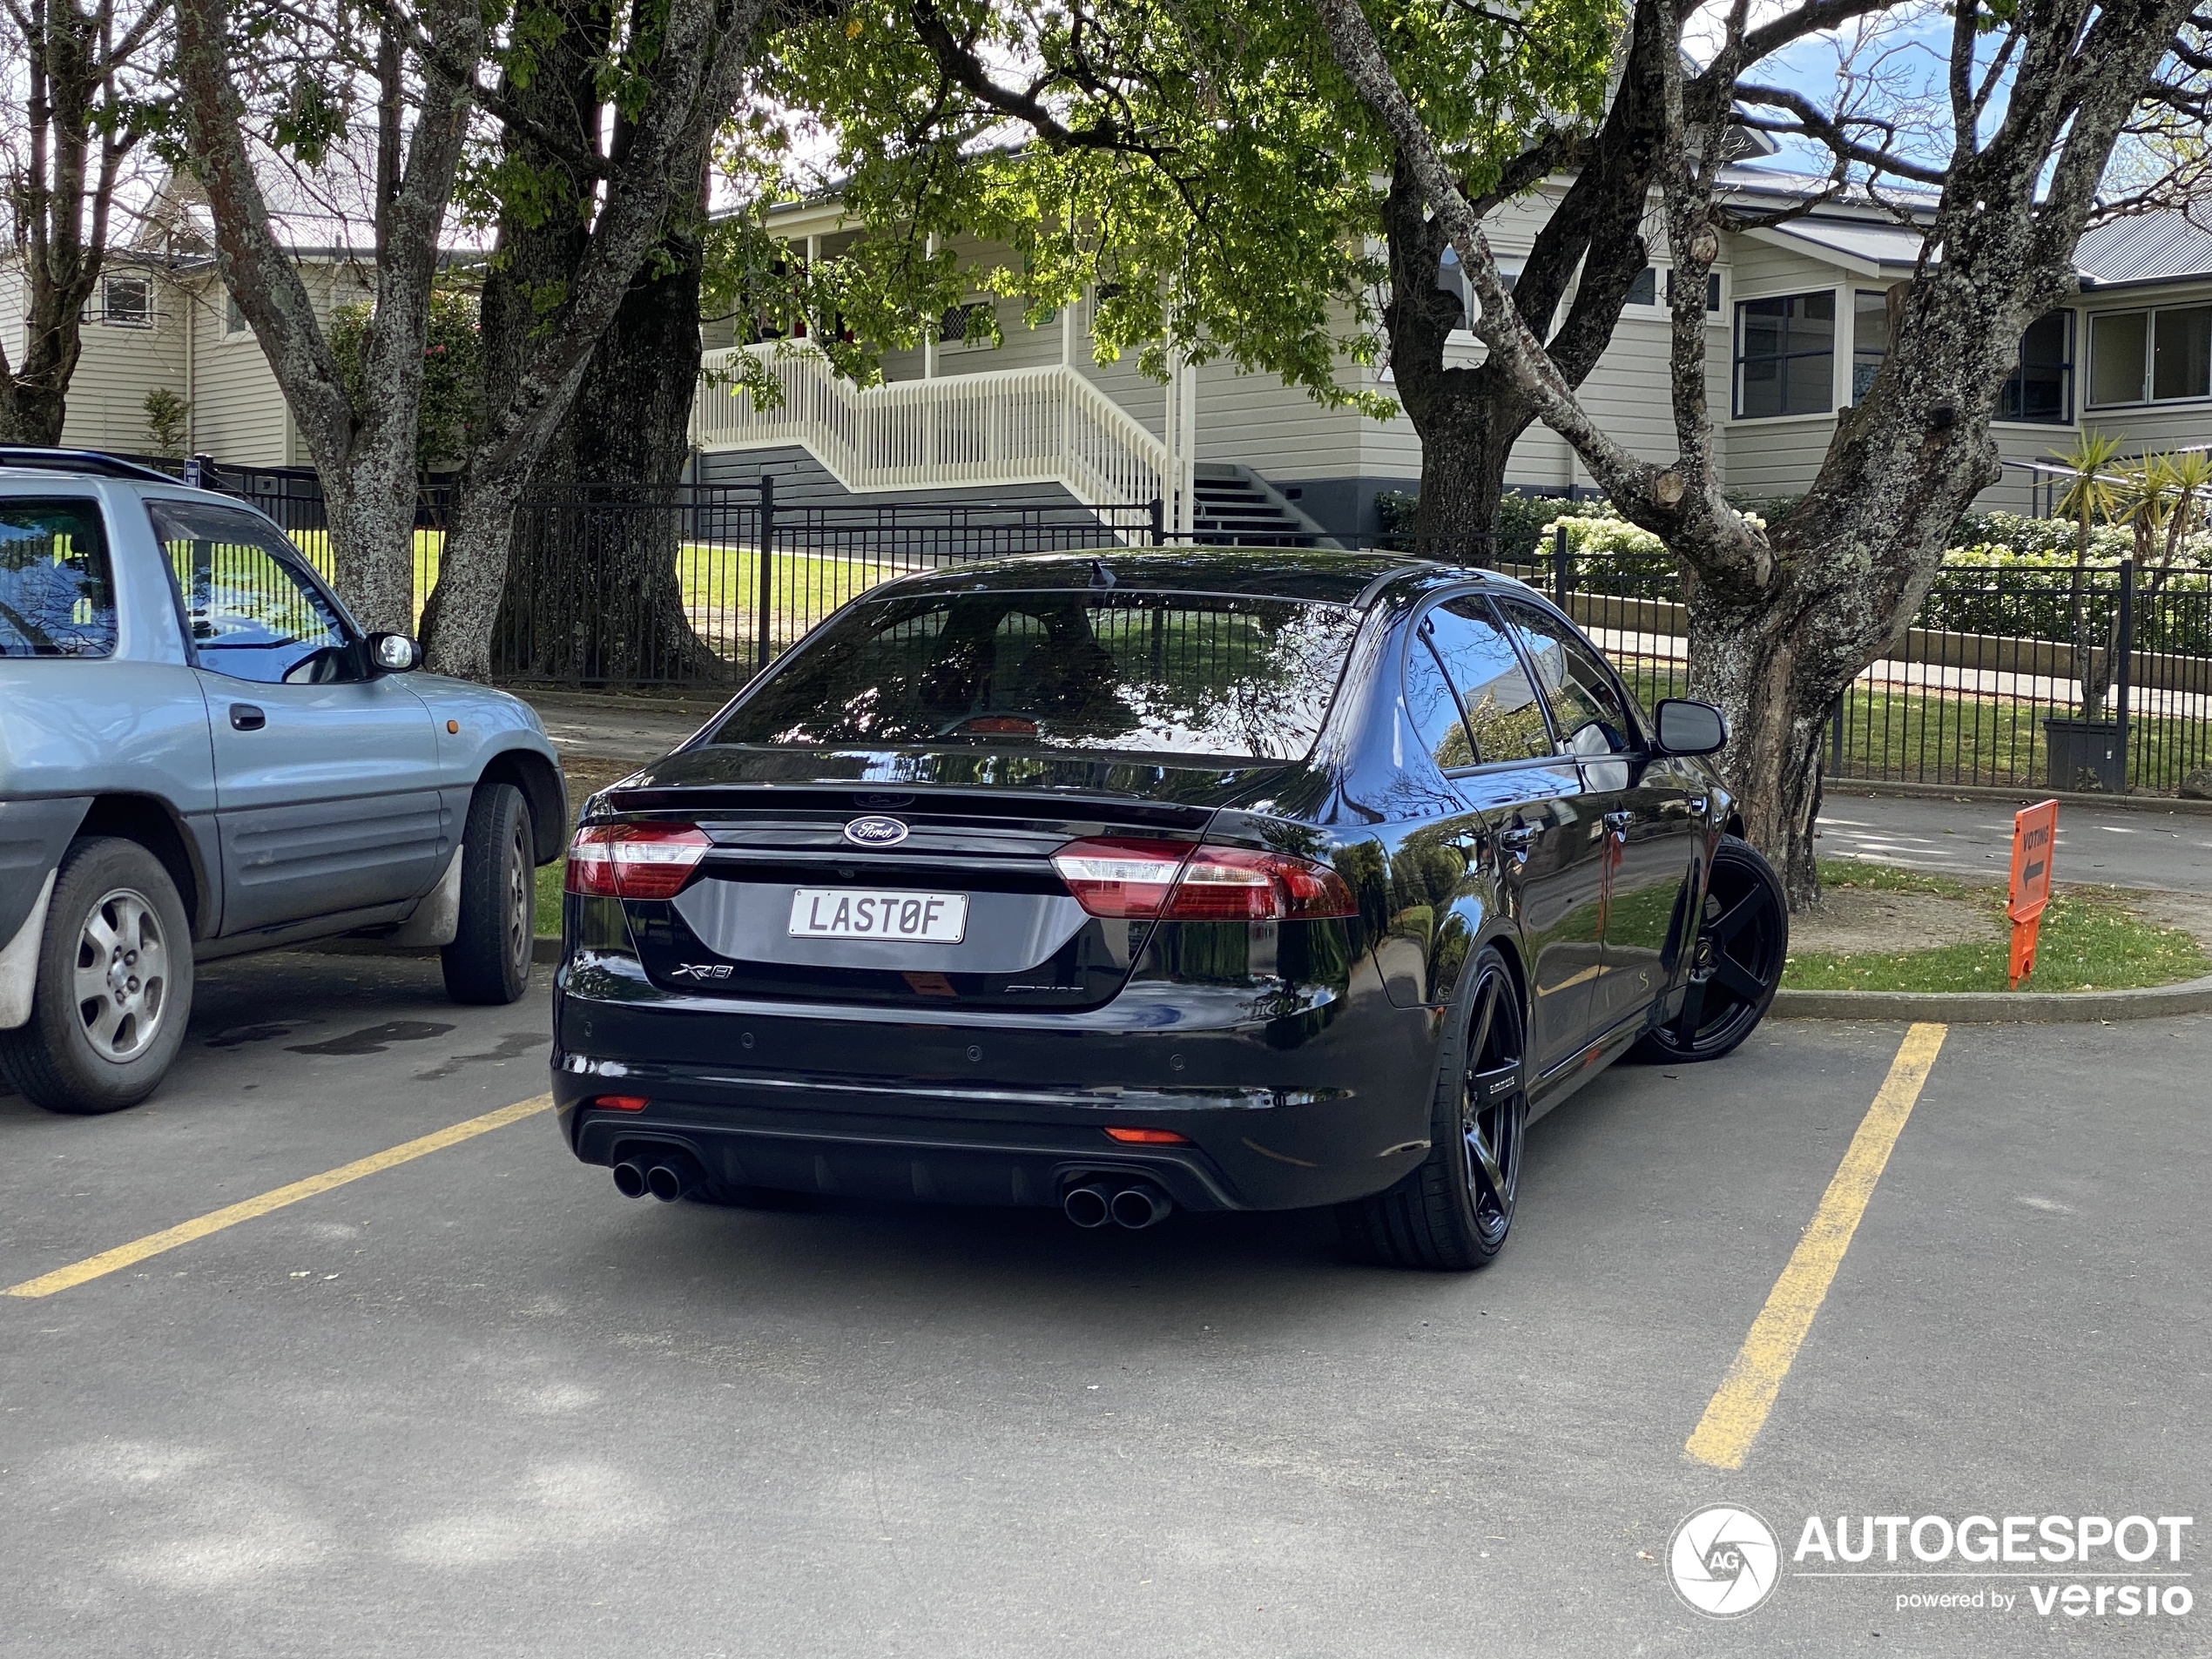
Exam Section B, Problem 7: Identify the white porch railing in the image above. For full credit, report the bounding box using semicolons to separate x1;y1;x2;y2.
690;345;1170;523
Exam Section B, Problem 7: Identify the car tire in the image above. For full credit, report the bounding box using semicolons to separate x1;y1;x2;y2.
0;837;194;1115
1630;833;1788;1065
1337;942;1528;1271
442;782;535;1007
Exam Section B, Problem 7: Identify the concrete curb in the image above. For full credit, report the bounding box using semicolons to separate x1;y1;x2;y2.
1771;971;2212;1023
1824;779;2212;817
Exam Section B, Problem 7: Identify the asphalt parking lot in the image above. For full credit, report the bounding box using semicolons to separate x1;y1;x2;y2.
1;954;2204;1656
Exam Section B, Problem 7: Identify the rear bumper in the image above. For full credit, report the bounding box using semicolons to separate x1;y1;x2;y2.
551;958;1443;1212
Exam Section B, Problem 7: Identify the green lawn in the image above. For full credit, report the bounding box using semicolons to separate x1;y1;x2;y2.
1782;859;2209;993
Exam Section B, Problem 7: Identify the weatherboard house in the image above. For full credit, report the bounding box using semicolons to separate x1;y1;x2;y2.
11;164;2212;541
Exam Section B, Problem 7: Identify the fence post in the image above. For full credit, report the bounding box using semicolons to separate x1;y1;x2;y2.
1149;496;1164;546
1831;693;1846;779
756;472;777;675
2115;556;2134;792
1552;523;1572;604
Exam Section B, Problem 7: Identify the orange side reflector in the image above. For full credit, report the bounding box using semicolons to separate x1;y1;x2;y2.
593;1095;651;1112
1104;1126;1189;1145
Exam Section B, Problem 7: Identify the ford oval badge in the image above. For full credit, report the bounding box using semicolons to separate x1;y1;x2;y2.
843;815;910;848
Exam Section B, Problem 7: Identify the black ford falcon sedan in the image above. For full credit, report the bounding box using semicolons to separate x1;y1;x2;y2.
551;550;1786;1269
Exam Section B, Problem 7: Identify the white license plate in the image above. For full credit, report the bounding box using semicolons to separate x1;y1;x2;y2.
787;888;968;943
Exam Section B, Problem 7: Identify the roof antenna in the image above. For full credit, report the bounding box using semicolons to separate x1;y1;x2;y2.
1089;558;1116;589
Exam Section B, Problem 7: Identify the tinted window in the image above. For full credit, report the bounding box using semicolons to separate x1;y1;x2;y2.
147;499;352;685
1405;631;1474;770
1735;291;1835;418
1429;597;1552;764
712;589;1361;761
1496;599;1635;757
0;498;116;658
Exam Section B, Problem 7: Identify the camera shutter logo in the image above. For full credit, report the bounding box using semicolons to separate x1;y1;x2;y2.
843;816;910;848
1669;1505;1782;1618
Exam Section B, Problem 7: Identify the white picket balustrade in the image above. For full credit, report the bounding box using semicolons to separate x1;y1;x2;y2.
690;345;1170;525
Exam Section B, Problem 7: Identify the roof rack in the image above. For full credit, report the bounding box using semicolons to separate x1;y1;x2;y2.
0;447;185;485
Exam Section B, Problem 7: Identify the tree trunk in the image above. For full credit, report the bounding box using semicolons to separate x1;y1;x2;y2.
489;159;725;685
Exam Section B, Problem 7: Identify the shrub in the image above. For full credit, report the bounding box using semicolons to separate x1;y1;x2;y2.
142;388;190;457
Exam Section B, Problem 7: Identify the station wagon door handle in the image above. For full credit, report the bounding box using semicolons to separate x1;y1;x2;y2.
229;704;266;732
1602;810;1633;836
1494;826;1538;859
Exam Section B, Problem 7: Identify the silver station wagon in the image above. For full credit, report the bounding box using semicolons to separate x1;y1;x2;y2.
0;450;565;1114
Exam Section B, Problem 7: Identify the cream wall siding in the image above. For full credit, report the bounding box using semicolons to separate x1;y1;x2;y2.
185;276;292;466
58;278;189;453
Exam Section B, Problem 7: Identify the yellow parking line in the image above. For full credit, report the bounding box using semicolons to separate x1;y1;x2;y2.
1684;1024;1947;1470
4;1094;554;1301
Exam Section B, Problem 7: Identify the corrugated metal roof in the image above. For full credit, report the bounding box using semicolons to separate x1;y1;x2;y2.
2074;213;2212;286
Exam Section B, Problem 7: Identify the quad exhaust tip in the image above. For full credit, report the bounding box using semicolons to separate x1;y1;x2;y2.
1063;1179;1172;1231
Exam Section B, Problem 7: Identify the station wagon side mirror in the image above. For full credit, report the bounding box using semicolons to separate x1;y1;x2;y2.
1653;698;1726;756
369;632;422;674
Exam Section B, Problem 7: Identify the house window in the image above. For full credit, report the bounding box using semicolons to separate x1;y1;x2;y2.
938;300;996;347
224;291;248;336
2088;306;2212;407
1626;267;1657;307
1436;249;1520;327
1998;311;2074;423
101;275;154;328
1851;290;1892;401
1734;290;1835;418
1667;269;1723;313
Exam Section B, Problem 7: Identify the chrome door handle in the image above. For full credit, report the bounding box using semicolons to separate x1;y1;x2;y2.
1602;810;1633;836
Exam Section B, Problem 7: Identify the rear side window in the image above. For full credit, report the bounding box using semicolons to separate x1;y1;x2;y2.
711;589;1362;762
1496;598;1636;757
1426;598;1552;764
147;498;350;684
0;498;116;658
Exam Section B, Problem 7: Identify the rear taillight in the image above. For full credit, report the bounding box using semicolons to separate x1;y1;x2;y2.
1050;838;1356;922
565;823;711;900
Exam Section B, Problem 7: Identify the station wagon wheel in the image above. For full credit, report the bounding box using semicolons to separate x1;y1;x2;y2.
0;836;195;1115
442;782;536;1006
1338;943;1527;1271
1633;834;1788;1065
72;887;171;1062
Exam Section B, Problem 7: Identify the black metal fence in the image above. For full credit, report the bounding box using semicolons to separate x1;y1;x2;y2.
1514;537;2212;798
132;454;2212;795
491;483;1159;684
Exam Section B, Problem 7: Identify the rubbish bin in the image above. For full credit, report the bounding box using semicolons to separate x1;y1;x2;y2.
2042;717;2124;792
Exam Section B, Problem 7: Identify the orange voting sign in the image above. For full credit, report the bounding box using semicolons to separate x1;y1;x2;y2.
2006;799;2059;988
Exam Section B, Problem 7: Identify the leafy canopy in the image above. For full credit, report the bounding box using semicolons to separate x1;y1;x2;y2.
751;0;1621;407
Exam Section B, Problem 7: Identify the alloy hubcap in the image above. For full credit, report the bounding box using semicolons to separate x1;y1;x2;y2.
1460;962;1526;1247
1671;861;1785;1052
72;887;168;1062
506;823;530;970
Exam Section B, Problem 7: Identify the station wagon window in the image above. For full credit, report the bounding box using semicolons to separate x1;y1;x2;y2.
1495;599;1636;758
1734;290;1835;418
0;498;116;658
146;499;352;685
712;588;1363;762
1424;598;1552;765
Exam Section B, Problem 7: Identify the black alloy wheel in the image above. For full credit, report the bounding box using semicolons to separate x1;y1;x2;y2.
1633;833;1788;1064
1339;944;1527;1271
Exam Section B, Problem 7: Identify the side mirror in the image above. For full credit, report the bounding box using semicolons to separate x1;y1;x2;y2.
1654;698;1726;756
369;632;422;673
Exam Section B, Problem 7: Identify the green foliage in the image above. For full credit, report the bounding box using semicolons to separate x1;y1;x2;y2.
755;0;1623;405
328;291;483;470
141;388;190;457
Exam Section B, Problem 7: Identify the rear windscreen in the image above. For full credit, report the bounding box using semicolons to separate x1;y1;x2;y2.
710;589;1362;761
